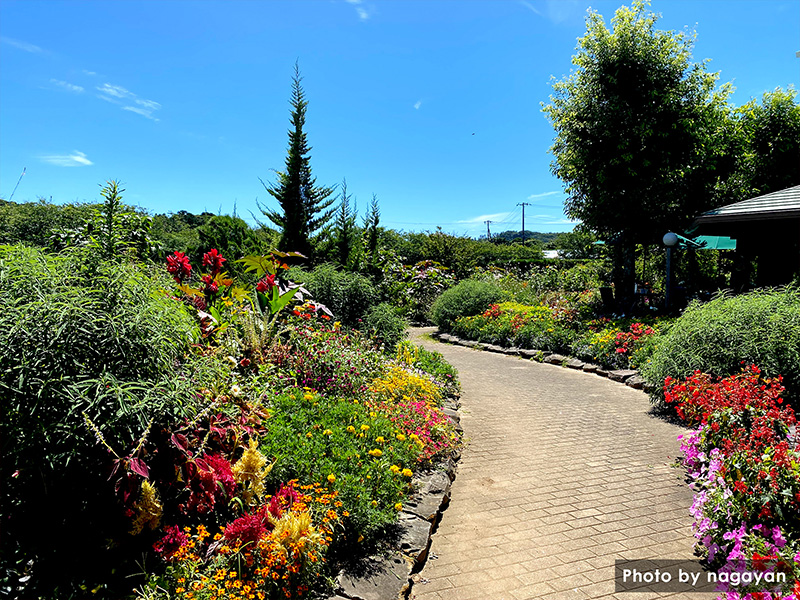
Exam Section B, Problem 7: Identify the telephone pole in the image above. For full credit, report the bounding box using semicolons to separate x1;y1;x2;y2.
484;220;493;240
517;202;531;245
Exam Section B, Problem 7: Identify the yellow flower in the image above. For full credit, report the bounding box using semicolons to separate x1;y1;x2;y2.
347;425;356;433
389;465;400;474
323;429;333;435
327;474;336;484
232;439;273;506
368;449;382;457
409;434;419;441
375;436;385;443
396;433;406;441
304;392;314;401
394;502;403;511
402;468;413;477
360;424;370;431
129;480;163;535
371;500;378;507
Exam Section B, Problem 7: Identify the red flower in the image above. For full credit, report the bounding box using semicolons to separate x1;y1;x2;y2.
201;274;219;295
202;249;227;275
166;251;192;283
256;274;276;293
153;525;188;560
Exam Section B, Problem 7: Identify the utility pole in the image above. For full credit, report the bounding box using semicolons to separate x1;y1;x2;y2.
484;220;493;240
517;202;531;245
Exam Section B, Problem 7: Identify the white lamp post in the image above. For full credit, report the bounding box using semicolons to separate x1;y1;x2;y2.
663;232;679;311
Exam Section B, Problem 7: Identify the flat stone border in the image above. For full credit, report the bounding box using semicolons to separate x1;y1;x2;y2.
432;331;655;393
328;396;462;600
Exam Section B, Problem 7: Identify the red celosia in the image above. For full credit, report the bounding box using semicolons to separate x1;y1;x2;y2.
153;525;188;560
256;274;276;293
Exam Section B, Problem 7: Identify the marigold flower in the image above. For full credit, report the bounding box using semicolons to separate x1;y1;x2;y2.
327;474;336;484
376;436;385;443
347;426;356;433
395;503;403;511
390;465;400;474
368;449;382;457
402;468;413;477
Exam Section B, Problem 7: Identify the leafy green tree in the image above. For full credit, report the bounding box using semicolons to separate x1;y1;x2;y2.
543;0;730;307
196;215;264;274
259;63;336;257
731;87;800;200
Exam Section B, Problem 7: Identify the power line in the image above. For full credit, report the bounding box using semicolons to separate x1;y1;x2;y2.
517;202;531;245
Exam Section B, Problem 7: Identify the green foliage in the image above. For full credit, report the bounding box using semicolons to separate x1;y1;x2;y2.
259;64;336;257
51;181;161;261
258;389;418;545
0;243;218;597
429;279;505;331
0;198;95;247
197;215;265;272
543;0;731;303
292;263;379;328
721;87;800;202
362;194;381;268
640;286;800;406
333;179;359;268
358;302;408;352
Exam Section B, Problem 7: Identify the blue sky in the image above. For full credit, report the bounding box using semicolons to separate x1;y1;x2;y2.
0;0;797;236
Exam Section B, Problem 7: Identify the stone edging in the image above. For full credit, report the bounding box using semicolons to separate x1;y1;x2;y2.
430;331;656;394
327;395;462;600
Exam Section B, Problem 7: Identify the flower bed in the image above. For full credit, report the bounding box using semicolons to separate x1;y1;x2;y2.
667;366;800;599
449;300;661;370
1;246;461;599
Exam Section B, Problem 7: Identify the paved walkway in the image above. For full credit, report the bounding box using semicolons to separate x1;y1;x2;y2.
409;328;716;600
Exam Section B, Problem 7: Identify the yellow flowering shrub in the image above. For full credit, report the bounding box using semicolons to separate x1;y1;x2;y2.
368;366;442;407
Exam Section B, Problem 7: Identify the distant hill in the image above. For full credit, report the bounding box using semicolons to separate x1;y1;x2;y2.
484;230;562;245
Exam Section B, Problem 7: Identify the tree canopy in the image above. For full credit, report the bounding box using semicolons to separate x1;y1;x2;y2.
543;0;730;304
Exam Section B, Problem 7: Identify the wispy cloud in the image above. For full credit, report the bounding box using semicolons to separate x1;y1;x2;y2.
414;100;422;110
83;69;97;76
527;190;560;199
40;150;93;167
97;83;132;98
123;105;160;121
50;79;84;93
1;36;44;53
345;0;370;21
520;0;585;25
96;82;161;121
519;0;542;16
457;212;512;225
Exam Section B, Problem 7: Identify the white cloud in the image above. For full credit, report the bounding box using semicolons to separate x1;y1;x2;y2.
123;105;160;121
40;150;93;167
1;36;43;53
97;83;133;99
97;82;161;120
50;79;84;93
457;212;512;225
527;190;560;199
414;100;422;110
345;0;370;20
83;70;97;76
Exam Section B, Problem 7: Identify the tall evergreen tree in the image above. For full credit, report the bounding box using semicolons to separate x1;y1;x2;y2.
334;178;357;267
259;63;335;257
363;193;381;264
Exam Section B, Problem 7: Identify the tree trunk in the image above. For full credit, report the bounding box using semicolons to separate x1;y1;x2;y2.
612;239;637;312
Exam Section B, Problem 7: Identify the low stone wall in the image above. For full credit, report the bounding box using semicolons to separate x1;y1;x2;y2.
327;395;462;600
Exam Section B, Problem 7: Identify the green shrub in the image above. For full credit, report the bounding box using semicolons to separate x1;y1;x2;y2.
0;244;215;597
429;279;505;331
293;263;379;327
359;302;408;352
640;286;800;406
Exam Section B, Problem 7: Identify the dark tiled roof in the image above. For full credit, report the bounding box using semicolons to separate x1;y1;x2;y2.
696;185;800;223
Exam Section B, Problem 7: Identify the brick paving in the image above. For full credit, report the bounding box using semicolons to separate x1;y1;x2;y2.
409;328;717;600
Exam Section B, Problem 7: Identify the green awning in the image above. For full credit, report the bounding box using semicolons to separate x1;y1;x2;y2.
694;235;736;250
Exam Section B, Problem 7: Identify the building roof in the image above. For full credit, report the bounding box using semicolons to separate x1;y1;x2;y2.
695;185;800;224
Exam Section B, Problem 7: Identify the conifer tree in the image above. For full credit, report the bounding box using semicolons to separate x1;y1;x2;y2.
363;193;381;264
260;63;335;257
334;178;357;267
